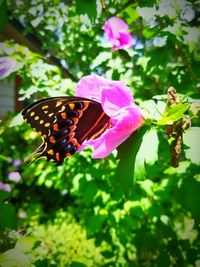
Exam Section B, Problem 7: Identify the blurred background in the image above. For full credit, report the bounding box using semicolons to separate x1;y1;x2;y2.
0;0;200;266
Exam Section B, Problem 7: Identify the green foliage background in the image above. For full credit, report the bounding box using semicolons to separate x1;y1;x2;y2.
0;0;200;266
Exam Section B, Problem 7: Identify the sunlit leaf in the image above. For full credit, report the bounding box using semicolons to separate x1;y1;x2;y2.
91;52;112;69
9;113;24;127
0;249;31;267
157;103;190;125
134;127;159;180
15;237;37;253
141;100;165;121
116;126;149;197
183;127;200;164
136;6;156;21
76;0;97;22
164;161;190;175
125;5;139;23
31;16;43;27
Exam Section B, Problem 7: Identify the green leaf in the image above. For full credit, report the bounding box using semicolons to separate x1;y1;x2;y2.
70;262;87;267
116;126;149;197
91;52;112;69
15;237;37;253
0;190;9;202
137;6;156;20
134;128;159;180
35;259;57;267
0;0;7;35
82;180;97;206
76;0;97;22
140;100;165;121
183;127;200;164
87;214;106;235
125;5;139;23
0;204;16;230
0;191;17;230
9;113;24;127
157;251;170;267
176;175;200;223
157;103;190;125
0;249;32;267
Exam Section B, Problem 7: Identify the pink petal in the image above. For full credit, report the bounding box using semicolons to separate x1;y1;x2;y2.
119;32;133;47
101;82;134;117
0;57;16;78
103;17;133;50
82;106;144;158
76;74;134;117
104;17;129;39
76;74;105;102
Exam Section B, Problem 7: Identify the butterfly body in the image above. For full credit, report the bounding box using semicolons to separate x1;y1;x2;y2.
22;97;110;165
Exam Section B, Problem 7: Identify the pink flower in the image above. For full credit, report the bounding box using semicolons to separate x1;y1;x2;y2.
0;57;16;78
103;17;133;50
76;74;144;158
0;181;11;192
8;171;21;182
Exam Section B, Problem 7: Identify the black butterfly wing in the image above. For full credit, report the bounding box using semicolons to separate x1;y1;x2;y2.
22;97;110;165
22;96;88;136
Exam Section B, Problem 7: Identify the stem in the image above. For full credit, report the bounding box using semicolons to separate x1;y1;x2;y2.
165;87;190;167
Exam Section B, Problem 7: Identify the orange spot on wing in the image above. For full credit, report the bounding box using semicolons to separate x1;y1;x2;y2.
68;133;75;140
71;139;77;146
50;136;56;143
47;149;54;155
83;102;89;110
76;143;81;149
66;153;71;158
73;118;79;125
53;124;59;131
61;112;67;119
78;110;83;118
69;125;76;132
69;103;75;110
56;153;60;161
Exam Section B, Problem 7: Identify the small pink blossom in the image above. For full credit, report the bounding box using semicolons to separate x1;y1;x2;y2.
103;17;133;50
0;57;16;78
0;181;11;192
8;171;21;182
76;74;144;158
13;159;22;167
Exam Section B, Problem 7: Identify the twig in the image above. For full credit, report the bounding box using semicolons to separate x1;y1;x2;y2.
165;87;190;167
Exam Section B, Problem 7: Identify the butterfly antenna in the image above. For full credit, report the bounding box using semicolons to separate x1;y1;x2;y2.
23;143;45;166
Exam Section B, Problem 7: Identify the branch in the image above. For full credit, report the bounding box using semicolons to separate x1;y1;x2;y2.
165;87;190;167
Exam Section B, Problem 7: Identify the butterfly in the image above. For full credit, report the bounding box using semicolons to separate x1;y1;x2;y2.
22;96;111;165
